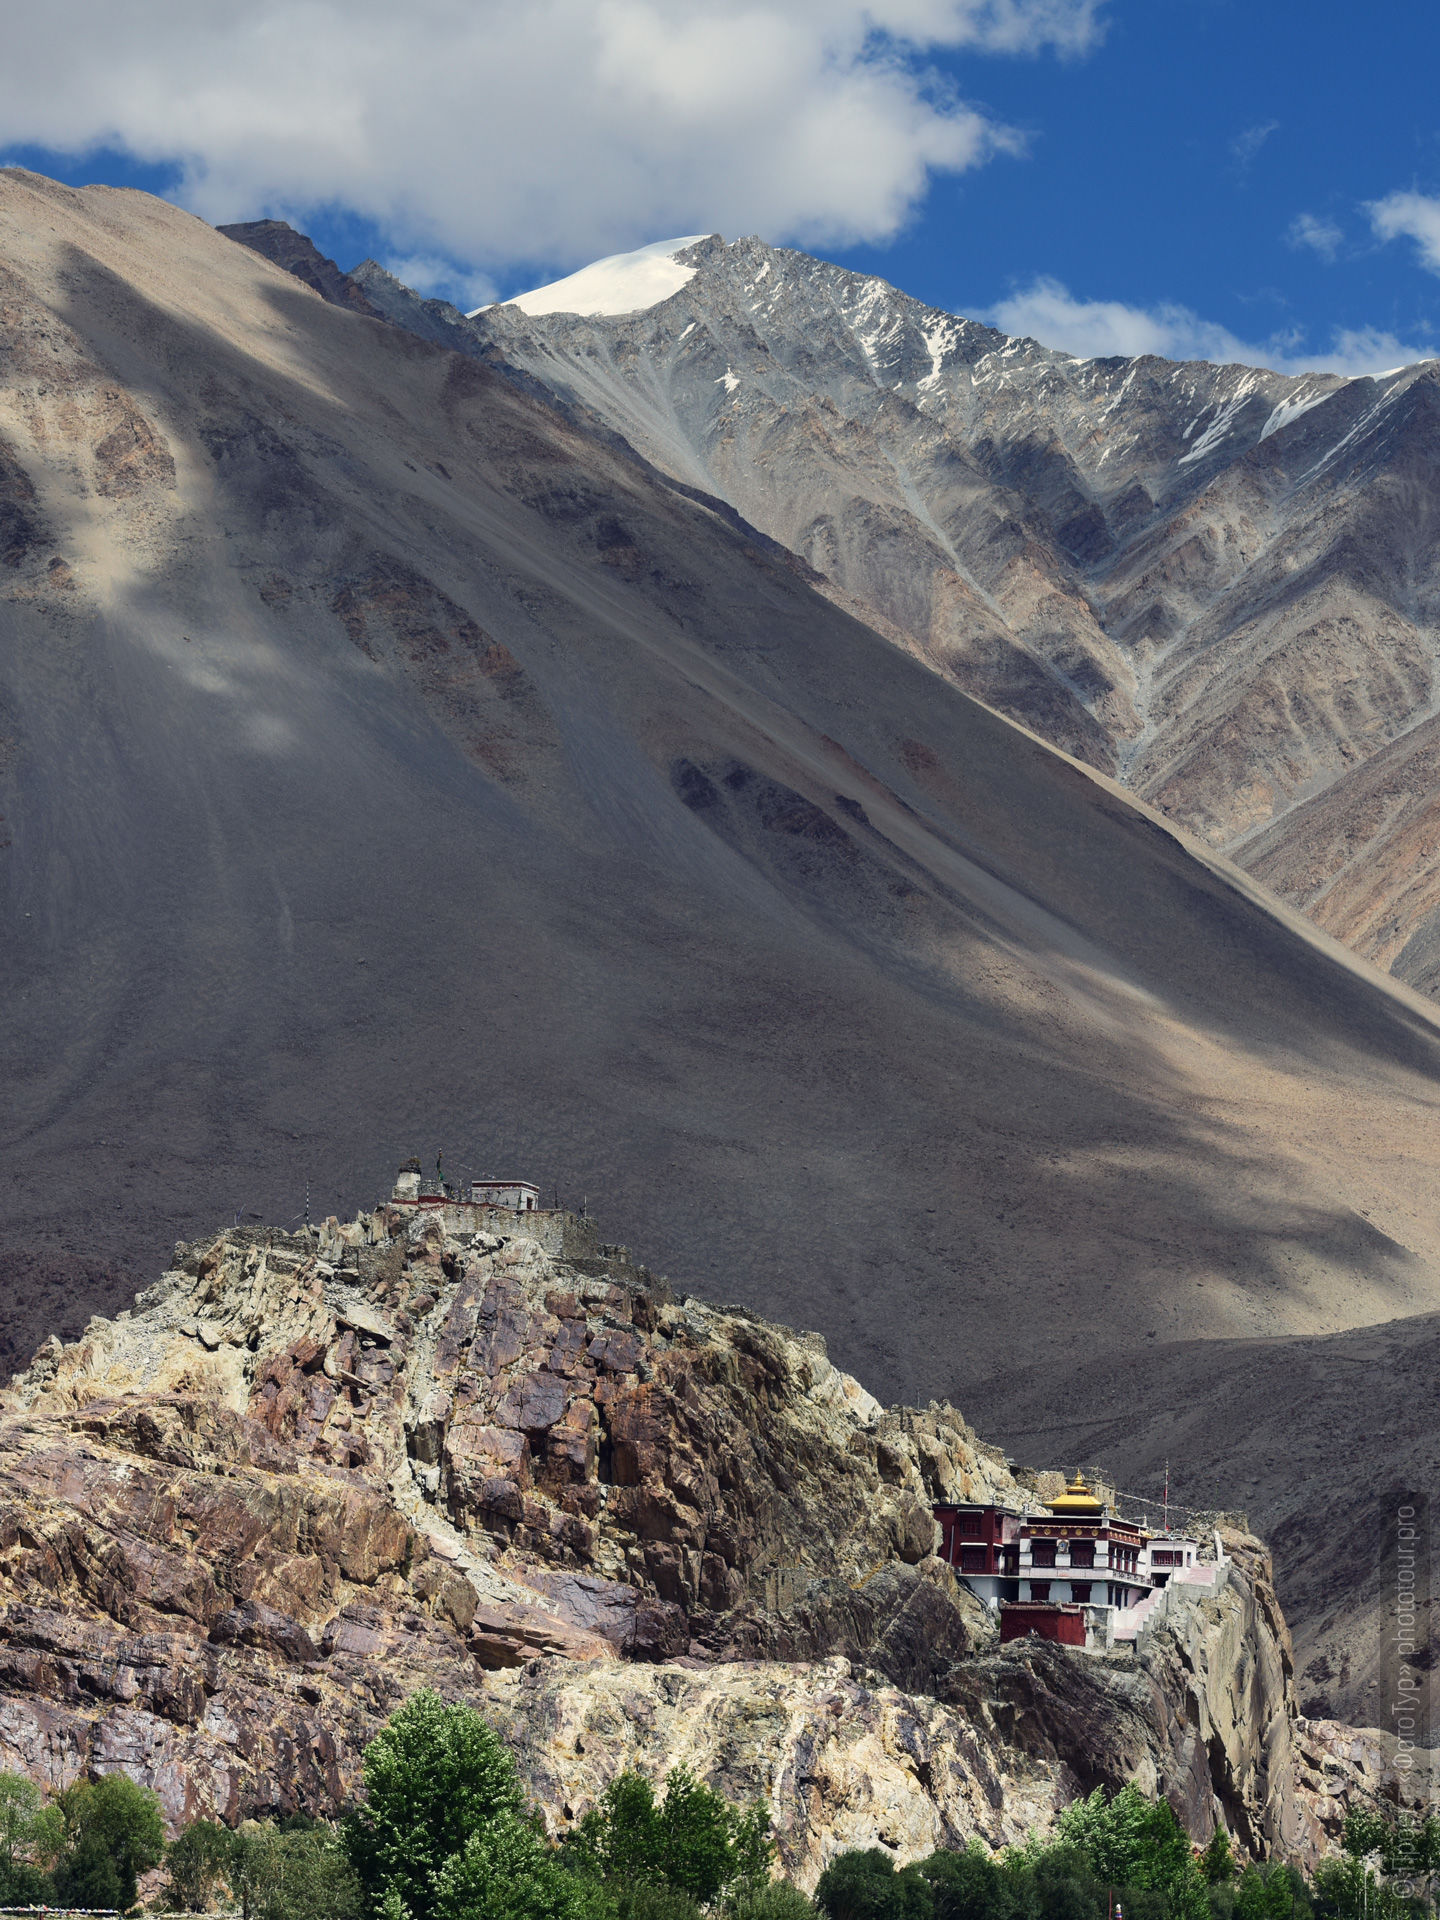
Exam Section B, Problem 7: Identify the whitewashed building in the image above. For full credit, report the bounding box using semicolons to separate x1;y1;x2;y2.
471;1180;542;1211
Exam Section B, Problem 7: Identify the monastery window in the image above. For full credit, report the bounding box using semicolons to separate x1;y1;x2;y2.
960;1546;987;1571
957;1515;982;1539
1071;1583;1092;1603
1070;1542;1094;1568
1031;1541;1057;1567
1030;1581;1051;1602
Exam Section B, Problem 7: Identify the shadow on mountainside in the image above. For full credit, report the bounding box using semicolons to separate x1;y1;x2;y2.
1;202;1440;1733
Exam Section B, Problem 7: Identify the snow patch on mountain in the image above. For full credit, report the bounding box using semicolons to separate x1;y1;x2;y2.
1258;383;1335;442
476;236;712;319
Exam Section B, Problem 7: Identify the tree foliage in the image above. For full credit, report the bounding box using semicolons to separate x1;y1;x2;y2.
345;1689;526;1920
434;1813;600;1920
164;1817;234;1912
0;1771;62;1906
52;1773;166;1911
811;1786;1366;1920
814;1848;933;1920
226;1822;362;1920
562;1768;773;1909
723;1883;817;1920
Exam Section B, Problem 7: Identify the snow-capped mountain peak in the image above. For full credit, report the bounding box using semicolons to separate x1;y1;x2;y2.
472;235;713;320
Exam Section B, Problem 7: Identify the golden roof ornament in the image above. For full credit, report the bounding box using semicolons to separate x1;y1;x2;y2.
1043;1471;1105;1517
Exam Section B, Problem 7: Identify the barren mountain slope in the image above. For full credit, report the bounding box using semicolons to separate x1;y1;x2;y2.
405;236;1440;995
4;173;1440;1699
1243;718;1440;998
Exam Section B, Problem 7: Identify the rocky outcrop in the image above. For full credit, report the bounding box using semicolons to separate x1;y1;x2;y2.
0;1205;999;1826
1292;1716;1439;1845
217;220;385;319
488;1655;1060;1892
0;1203;1380;1870
940;1533;1306;1858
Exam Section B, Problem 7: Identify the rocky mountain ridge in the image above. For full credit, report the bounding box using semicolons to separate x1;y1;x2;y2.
0;1199;1420;1884
348;233;1440;1000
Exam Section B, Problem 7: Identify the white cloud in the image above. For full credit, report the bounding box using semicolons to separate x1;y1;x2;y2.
385;255;500;312
986;277;1251;362
984;276;1433;376
1230;120;1278;169
1368;191;1440;274
1288;212;1343;261
0;0;1103;275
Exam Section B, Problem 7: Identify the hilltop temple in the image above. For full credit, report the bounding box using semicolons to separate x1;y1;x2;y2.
934;1472;1207;1650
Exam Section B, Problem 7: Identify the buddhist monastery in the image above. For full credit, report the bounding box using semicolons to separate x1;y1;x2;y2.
934;1472;1201;1650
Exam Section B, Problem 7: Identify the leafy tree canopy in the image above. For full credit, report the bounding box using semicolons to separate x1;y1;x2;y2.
345;1690;524;1920
227;1820;362;1920
814;1847;933;1920
562;1767;773;1908
164;1817;235;1913
0;1770;61;1907
54;1773;166;1910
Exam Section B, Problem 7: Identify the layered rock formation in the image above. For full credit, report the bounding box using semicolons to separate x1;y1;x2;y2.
0;1201;1420;1883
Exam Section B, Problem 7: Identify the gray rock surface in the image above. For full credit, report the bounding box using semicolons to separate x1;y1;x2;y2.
404;236;1440;997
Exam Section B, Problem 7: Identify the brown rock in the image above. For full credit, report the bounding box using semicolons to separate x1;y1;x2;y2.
0;1204;1386;1857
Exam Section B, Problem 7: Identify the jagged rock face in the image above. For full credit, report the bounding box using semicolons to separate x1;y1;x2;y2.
487;1654;1063;1890
387;235;1440;997
0;1208;1004;1823
0;1209;1378;1874
218;221;385;320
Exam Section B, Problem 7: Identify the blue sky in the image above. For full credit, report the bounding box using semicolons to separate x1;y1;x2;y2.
2;0;1437;373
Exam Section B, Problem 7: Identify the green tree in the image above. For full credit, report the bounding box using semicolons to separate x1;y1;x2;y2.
53;1774;166;1911
1025;1839;1103;1920
922;1844;1014;1920
0;1771;57;1906
1338;1805;1440;1912
814;1848;933;1920
1200;1833;1236;1889
344;1690;524;1920
1234;1865;1312;1920
620;1890;705;1920
1311;1855;1415;1920
164;1818;234;1912
434;1817;592;1920
54;1831;126;1910
563;1768;772;1908
1055;1786;1208;1920
722;1883;816;1920
1341;1813;1392;1867
227;1822;362;1920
